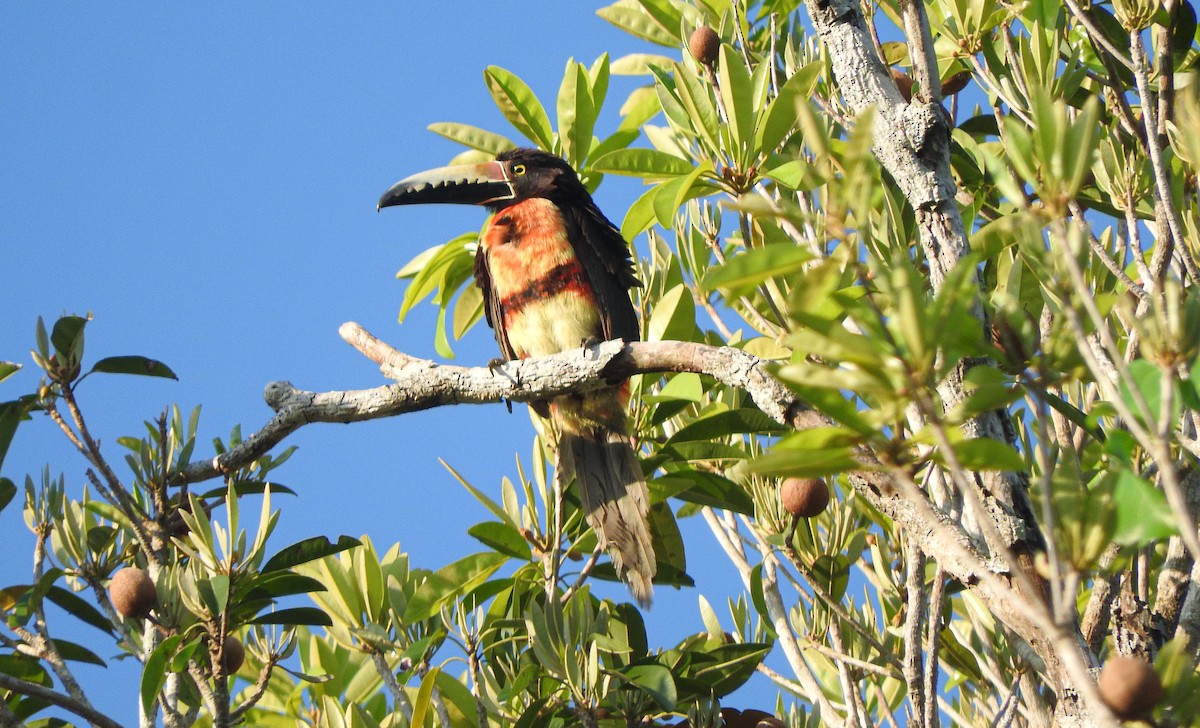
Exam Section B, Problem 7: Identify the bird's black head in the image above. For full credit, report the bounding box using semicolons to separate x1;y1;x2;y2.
377;147;587;213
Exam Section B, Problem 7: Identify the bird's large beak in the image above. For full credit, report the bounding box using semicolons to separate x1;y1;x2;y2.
377;161;514;210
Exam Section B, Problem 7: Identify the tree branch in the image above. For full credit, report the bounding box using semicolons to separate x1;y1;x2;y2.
0;672;123;728
174;330;820;486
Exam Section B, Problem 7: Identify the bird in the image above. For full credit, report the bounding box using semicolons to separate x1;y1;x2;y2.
378;148;656;607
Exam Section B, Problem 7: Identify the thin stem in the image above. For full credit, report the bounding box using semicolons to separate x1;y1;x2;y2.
1131;31;1200;284
370;649;415;723
903;542;928;726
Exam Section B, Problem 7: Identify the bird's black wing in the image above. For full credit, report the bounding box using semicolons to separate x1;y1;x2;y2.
562;203;642;344
474;247;517;362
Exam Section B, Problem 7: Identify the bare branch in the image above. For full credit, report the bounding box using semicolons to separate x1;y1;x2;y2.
0;672;123;728
175;333;820;486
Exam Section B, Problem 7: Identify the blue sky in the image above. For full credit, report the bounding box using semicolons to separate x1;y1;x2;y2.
1;4;782;722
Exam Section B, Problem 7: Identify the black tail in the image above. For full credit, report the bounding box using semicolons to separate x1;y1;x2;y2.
554;390;655;607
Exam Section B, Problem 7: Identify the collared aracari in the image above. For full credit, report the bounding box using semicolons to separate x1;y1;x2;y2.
378;148;656;606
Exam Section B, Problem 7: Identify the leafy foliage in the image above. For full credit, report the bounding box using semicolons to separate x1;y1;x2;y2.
5;0;1200;726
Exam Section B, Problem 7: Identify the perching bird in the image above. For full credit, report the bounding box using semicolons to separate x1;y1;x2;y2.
378;148;656;606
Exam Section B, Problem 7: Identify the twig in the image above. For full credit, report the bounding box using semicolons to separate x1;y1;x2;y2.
369;649;415;722
802;637;902;680
228;657;280;722
923;563;945;728
561;546;603;604
1131;31;1200;284
903;543;928;726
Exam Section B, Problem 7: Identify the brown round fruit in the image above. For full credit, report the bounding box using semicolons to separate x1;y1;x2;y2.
109;567;157;619
781;477;830;518
889;67;914;103
689;25;720;67
220;635;245;674
756;719;787;728
1098;655;1162;719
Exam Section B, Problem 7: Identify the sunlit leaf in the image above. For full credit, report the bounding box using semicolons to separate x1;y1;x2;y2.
484;66;555;151
427;122;516;156
468;521;532;560
647;284;697;342
142;634;184;715
592;148;694;177
702;244;810;295
404;552;508;622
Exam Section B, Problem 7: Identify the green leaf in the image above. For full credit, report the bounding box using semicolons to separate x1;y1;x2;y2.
591;148;694;177
748;564;777;639
0;361;19;384
717;44;755;154
197;479;297;499
427;122;516;156
452;281;485;341
89;356;178;380
50;639;106;667
262;535;362;573
50;315;87;361
1112;470;1177;546
650;470;754;515
668;408;788;443
700;245;811;295
168;639;203;673
672;60;720;150
410;665;441;727
443;460;516;526
648;501;686;578
751;428;862;478
757;61;822;153
46;586;114;636
0;478;14;516
1120;359;1175;430
244;572;327;601
249;607;333;627
597;1;678;46
557;61;596;167
484;66;554;151
653;372;703;403
205;574;230;616
404;552;508;622
0;398;35;475
945;438;1025;471
468;521;532;560
761;159;821;191
647;284;697;342
809;554;850;601
611;52;677;75
687;642;771;697
621;183;661;240
142;634;184;715
618;663;677;710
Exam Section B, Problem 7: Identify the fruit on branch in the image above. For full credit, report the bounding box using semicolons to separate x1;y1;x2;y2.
781;477;831;518
1098;655;1162;720
109;567;157;619
689;25;720;68
220;635;245;674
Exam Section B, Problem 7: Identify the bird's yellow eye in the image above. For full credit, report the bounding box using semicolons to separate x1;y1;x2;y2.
512;163;527;176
